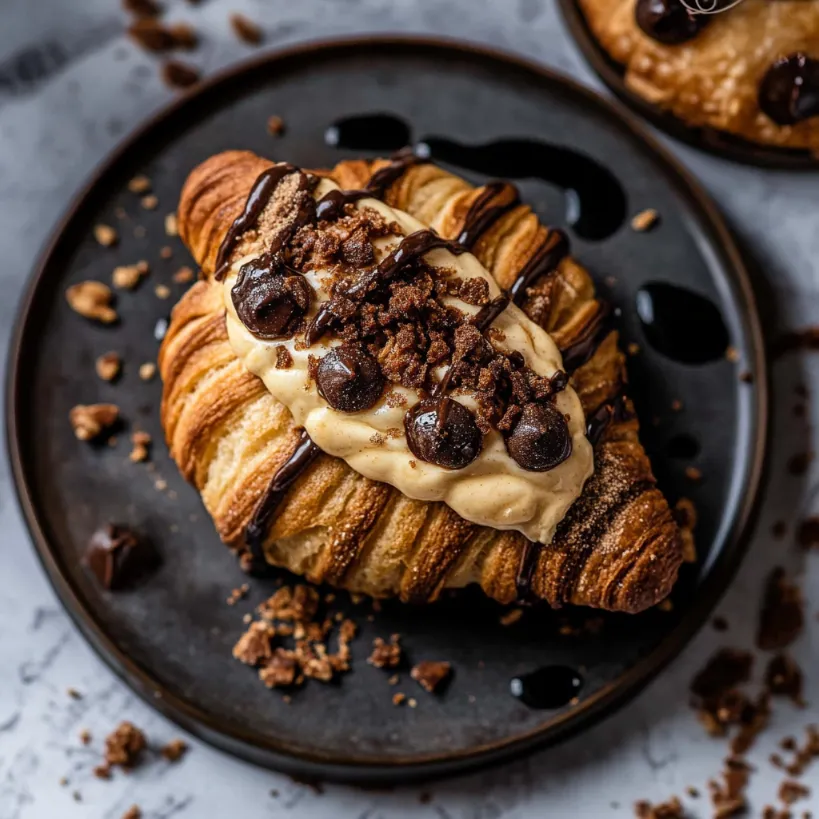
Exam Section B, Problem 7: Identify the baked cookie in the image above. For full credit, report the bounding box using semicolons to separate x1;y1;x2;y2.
577;0;819;151
159;150;685;613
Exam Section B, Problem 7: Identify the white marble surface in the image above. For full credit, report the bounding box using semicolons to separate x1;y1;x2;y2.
1;1;818;817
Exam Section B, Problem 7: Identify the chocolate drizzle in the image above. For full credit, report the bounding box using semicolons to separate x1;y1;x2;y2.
759;53;819;126
515;538;540;601
457;182;520;249
245;429;321;566
508;228;571;306
561;301;613;374
364;148;425;199
586;393;631;447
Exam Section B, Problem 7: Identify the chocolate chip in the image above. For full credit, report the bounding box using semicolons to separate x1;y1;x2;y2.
405;398;482;470
635;0;709;45
759;53;819;126
232;254;312;340
84;525;156;590
316;344;385;412
505;402;572;472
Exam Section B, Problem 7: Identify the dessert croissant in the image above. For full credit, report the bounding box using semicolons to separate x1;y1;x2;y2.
577;0;819;151
159;149;684;613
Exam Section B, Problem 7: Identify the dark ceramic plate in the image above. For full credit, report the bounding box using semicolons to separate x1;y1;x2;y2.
558;0;819;169
7;36;768;783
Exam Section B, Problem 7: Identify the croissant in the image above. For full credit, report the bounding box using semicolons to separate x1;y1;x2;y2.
577;0;819;151
159;149;684;613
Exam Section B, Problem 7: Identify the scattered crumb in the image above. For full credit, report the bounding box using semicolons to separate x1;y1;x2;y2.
155;284;171;299
66;687;82;700
121;807;141;819
267;114;286;137
408;697;418;708
227;584;249;606
93;763;111;779
66;281;117;323
388;674;399;685
129;431;152;463
139;362;157;381
96;352;122;382
627;342;640;356
127;174;151;194
161;60;200;88
725;346;740;363
797;517;819;550
779;780;810;805
113;260;149;290
500;608;523;626
128;19;197;52
160;245;173;259
671;398;683;412
141;194;158;210
410;661;451;694
275;345;293;369
630;208;659;232
173;265;194;284
104;721;146;769
70;403;119;441
94;224;118;247
230;13;263;44
59;776;68;786
392;692;406;706
160;738;188;762
368;635;402;669
757;567;804;651
633;796;683;818
79;728;92;745
765;653;804;706
164;212;178;236
685;466;702;482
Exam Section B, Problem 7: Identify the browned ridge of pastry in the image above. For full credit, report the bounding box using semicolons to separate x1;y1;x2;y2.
578;0;819;150
160;149;684;613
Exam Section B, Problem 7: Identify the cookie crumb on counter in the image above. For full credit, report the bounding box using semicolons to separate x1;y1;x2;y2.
121;806;141;819
633;795;683;818
160;738;188;762
70;403;119;441
630;208;660;233
96;352;122;382
162;59;200;89
392;692;406;706
66;281;118;323
79;728;92;745
94;224;119;247
104;721;146;770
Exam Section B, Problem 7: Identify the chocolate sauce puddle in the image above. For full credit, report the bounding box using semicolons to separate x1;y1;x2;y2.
245;429;321;566
324;115;627;240
636;282;729;364
510;665;584;709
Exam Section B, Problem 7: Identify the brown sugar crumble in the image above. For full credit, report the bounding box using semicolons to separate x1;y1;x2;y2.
410;661;451;694
274;345;293;369
266;115;286;137
633;796;684;818
70;403;119;441
630;208;660;233
66;281;118;323
230;13;263;44
96;352;122;382
233;585;357;691
368;635;402;669
160;738;188;762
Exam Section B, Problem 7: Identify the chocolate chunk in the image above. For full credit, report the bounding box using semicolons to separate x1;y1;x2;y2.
759;53;819;126
404;398;482;470
316;344;385;412
505;402;572;472
232;254;312;340
757;568;803;651
635;0;709;45
84;525;156;590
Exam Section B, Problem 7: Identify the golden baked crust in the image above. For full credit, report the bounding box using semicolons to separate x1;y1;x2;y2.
577;0;819;150
160;150;683;613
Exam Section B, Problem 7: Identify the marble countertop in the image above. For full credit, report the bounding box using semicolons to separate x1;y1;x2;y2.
1;1;818;817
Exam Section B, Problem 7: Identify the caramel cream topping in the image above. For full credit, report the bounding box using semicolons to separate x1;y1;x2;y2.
221;176;594;544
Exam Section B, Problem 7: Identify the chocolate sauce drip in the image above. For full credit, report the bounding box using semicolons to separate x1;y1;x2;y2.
305;229;467;345
457;182;520;249
635;0;710;45
245;430;321;566
510;665;584;709
515;538;540;601
586;393;631;447
508;229;570;305
561;301;613;374
315;188;372;222
215;164;299;281
759;53;819;126
364;148;425;199
325;113;412;152
635;282;728;364
471;293;512;333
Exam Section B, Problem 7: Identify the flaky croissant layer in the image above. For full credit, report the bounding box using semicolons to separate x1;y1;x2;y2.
160;150;683;613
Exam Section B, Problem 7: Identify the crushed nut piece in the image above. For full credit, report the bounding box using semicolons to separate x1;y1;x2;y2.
631;208;660;232
70;404;119;441
66;281;117;323
155;284;171;299
113;260;149;290
164;212;178;236
129;431;151;463
127;174;151;193
410;661;451;693
96;352;122;382
94;224;118;247
104;721;146;769
230;13;263;44
160;739;188;762
368;635;402;669
139;362;156;381
267;115;285;136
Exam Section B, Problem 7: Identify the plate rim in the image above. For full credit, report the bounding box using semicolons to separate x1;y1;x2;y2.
557;0;819;170
5;33;770;783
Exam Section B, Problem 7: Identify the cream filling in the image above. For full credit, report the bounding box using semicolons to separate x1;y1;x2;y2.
222;177;594;544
